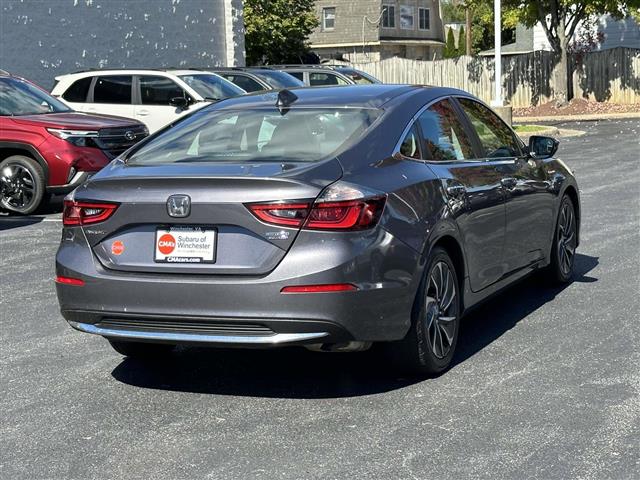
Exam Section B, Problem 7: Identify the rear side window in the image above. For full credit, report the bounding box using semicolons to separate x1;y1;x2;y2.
139;75;185;105
399;124;421;159
309;72;348;86
418;99;474;161
62;77;92;102
287;71;304;82
93;76;132;104
223;74;264;92
457;98;522;158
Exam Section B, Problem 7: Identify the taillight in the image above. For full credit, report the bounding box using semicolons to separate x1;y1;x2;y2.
63;200;118;226
247;182;386;231
247;203;311;227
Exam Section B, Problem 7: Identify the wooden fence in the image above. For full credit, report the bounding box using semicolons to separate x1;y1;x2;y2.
347;47;640;108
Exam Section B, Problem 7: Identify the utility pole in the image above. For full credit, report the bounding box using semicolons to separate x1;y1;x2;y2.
465;6;471;56
491;0;503;107
490;0;512;124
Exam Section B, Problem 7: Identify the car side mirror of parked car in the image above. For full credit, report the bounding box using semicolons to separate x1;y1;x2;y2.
528;135;559;159
169;96;190;110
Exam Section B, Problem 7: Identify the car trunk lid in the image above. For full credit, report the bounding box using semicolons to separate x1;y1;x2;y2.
74;159;342;275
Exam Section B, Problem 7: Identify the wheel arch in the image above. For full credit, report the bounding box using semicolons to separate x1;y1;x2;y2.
562;184;580;246
0;142;49;184
427;232;467;308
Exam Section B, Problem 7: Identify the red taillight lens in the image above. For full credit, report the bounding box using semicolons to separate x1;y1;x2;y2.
306;197;386;230
247;202;310;227
247;196;386;231
63;200;118;226
281;283;358;293
55;275;85;286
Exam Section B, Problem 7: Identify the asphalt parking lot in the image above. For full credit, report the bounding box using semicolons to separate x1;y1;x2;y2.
1;119;639;480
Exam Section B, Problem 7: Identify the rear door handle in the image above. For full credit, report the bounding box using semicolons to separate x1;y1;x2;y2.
446;185;467;197
137;110;150;116
501;177;518;189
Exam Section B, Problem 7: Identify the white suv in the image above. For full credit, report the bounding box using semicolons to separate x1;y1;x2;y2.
51;69;245;133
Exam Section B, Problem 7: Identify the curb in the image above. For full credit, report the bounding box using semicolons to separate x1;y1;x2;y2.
516;126;586;140
514;112;640;123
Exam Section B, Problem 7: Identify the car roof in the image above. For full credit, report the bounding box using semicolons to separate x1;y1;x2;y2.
212;84;468;110
55;69;216;80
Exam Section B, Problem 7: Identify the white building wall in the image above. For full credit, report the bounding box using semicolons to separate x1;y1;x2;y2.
533;14;640;52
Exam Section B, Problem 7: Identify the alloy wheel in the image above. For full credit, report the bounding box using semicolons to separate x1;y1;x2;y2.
424;261;457;359
1;163;37;211
557;202;576;276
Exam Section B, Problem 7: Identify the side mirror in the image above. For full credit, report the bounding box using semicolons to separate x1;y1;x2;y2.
528;135;559;159
169;96;189;110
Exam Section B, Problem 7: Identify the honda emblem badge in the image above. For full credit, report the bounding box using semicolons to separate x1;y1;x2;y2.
167;194;191;218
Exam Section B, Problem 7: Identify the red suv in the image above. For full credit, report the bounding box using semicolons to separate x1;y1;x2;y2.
0;72;148;214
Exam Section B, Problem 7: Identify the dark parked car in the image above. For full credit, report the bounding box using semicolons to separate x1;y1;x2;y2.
272;65;354;86
0;72;147;214
323;65;381;84
55;85;580;374
210;67;305;92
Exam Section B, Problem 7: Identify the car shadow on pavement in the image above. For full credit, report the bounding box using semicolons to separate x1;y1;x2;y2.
0;195;63;230
452;252;599;368
111;253;599;399
0;216;44;231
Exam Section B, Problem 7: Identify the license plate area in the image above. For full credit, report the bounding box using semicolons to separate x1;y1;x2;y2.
154;226;217;264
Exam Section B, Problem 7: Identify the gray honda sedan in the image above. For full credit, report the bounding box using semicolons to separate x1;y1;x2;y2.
55;84;580;374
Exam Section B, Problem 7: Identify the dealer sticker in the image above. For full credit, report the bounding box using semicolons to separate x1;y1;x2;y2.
154;226;216;263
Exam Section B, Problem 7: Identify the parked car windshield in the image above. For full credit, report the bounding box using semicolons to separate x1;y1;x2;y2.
127;107;380;165
252;70;305;89
0;77;72;116
178;74;245;100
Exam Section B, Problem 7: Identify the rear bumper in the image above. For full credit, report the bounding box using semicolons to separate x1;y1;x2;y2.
69;321;330;346
56;227;423;345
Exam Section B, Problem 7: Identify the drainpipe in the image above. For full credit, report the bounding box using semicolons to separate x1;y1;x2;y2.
490;0;513;125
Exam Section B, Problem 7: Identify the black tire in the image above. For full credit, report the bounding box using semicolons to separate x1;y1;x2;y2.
108;339;174;359
0;155;46;215
545;195;577;284
386;247;461;375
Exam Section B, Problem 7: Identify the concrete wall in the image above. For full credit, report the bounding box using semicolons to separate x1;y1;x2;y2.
0;0;245;90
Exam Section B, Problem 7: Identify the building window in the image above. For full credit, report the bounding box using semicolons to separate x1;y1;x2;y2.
322;7;336;30
419;8;430;30
399;5;414;30
382;5;395;29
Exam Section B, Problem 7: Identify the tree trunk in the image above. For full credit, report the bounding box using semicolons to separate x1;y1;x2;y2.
465;7;472;56
553;23;571;106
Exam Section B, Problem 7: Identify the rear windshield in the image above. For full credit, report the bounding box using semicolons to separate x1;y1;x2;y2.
253;70;305;89
338;69;379;84
127;107;379;165
178;74;245;100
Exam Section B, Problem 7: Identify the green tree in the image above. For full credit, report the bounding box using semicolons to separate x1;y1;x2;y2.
499;0;640;104
457;25;467;56
444;28;458;58
244;0;318;65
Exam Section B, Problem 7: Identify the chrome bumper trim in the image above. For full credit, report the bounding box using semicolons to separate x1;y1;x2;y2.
68;321;329;345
